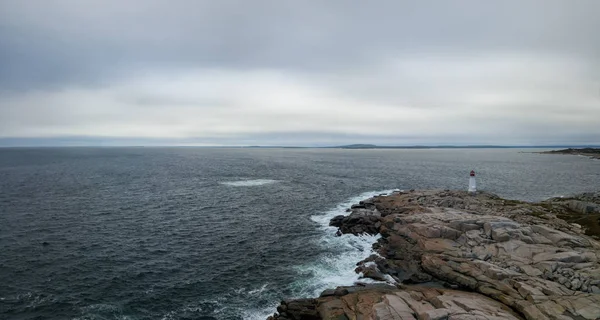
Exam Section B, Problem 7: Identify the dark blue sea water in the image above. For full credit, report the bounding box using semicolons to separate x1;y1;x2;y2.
1;148;599;320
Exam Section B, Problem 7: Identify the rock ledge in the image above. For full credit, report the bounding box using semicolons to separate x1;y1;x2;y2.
268;190;600;320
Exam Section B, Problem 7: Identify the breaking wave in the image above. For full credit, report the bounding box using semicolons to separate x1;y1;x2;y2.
221;179;279;187
291;189;397;298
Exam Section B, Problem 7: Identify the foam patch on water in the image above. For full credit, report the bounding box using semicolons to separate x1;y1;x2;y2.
76;303;134;320
221;179;278;187
242;303;280;320
158;283;278;320
292;189;398;297
227;283;279;320
247;283;269;295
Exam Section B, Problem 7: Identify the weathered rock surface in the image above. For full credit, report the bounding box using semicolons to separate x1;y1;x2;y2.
269;284;522;320
269;190;600;320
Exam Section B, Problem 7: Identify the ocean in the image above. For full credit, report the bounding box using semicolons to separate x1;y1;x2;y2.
1;148;599;320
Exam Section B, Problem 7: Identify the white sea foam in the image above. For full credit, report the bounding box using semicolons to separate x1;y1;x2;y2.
248;283;269;295
294;189;398;297
235;284;280;320
242;190;398;320
75;303;134;320
242;304;280;320
221;179;278;187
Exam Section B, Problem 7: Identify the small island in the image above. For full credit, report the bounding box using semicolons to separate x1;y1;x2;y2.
539;148;600;160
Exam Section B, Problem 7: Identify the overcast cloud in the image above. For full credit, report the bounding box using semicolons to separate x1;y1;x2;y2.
0;0;599;146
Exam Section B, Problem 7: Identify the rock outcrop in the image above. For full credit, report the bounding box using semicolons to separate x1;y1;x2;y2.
268;190;600;320
329;199;381;235
270;284;522;320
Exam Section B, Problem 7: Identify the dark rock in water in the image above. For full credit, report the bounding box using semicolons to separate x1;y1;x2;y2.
329;215;345;227
359;200;376;209
276;304;287;313
42;241;49;246
355;264;387;281
268;299;319;320
329;200;382;236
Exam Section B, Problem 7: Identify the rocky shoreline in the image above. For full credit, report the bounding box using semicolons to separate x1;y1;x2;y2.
267;190;600;320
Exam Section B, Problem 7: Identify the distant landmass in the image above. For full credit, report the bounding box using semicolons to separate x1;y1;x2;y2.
539;148;600;160
331;144;600;149
244;144;600;149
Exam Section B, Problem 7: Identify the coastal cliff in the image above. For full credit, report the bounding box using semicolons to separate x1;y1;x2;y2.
268;190;600;320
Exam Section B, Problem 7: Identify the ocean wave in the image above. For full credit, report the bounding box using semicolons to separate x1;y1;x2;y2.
156;283;277;320
242;305;280;320
242;191;398;320
3;292;57;309
221;179;278;187
75;303;134;320
247;283;269;295
290;189;398;298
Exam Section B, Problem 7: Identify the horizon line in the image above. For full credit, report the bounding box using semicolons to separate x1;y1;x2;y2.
1;144;599;149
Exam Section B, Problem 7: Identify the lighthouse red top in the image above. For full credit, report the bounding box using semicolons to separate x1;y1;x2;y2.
470;170;475;177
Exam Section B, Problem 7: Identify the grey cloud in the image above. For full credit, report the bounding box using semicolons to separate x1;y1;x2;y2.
0;0;599;145
2;0;599;89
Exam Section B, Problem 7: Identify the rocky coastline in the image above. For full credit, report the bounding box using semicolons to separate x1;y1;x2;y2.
538;148;600;160
268;190;600;320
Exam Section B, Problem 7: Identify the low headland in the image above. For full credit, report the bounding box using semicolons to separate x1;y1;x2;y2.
539;148;600;160
268;190;600;320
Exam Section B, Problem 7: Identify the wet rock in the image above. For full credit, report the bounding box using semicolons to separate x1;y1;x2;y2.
329;199;382;235
329;215;345;227
279;299;319;320
356;263;387;282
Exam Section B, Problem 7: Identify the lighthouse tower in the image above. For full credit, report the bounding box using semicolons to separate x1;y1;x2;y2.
468;170;477;193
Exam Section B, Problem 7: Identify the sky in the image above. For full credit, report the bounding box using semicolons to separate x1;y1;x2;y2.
0;0;599;146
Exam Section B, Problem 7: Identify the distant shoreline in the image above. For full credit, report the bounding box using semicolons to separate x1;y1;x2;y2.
328;144;597;150
1;144;600;149
537;148;600;160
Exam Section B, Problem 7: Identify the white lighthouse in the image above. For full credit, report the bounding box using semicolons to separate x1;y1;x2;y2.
468;170;477;193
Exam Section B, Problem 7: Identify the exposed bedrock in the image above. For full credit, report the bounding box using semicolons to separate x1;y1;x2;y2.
270;190;600;320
